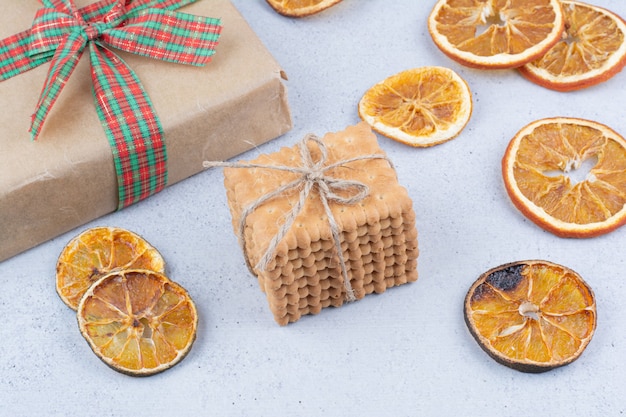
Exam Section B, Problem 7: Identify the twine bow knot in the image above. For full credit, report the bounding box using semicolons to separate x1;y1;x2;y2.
204;134;394;303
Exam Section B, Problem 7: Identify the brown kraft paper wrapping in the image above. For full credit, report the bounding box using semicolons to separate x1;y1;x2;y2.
0;0;293;262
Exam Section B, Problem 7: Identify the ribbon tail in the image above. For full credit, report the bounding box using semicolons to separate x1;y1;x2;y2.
89;42;167;209
30;30;87;140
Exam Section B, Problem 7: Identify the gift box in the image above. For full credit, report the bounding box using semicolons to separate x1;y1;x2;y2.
0;0;292;262
219;122;418;325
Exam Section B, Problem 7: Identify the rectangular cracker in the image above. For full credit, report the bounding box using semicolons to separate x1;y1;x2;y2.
223;122;418;325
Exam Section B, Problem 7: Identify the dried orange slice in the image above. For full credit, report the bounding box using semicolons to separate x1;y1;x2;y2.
502;117;626;238
265;0;342;17
56;227;165;310
519;1;626;91
428;0;565;69
464;260;596;373
358;66;472;147
77;269;198;376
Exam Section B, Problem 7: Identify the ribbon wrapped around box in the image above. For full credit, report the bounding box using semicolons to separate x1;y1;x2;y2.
208;123;419;325
0;0;292;262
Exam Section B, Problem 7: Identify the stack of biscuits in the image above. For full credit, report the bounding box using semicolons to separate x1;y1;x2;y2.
223;122;419;325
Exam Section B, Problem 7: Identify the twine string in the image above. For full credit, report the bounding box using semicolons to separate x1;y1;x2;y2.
204;134;393;303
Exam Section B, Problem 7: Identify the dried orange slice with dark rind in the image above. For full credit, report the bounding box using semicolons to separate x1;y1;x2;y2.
358;66;472;147
502;117;626;238
56;227;165;310
428;0;565;69
519;1;626;91
265;0;342;17
77;269;198;376
464;260;596;373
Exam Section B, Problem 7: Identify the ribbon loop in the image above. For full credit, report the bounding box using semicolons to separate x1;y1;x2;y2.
29;7;80;58
101;1;127;24
104;8;222;66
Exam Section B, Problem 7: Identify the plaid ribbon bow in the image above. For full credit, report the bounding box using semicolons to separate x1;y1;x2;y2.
0;0;222;208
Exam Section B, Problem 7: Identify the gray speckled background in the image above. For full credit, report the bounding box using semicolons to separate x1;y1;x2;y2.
2;1;626;415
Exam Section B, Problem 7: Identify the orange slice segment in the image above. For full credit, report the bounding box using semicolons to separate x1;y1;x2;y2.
502;117;626;238
77;269;198;376
464;260;596;373
56;227;165;310
265;0;342;17
519;1;626;91
428;0;565;69
358;66;472;147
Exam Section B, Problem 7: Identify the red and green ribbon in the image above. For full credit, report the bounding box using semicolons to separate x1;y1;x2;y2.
0;0;222;209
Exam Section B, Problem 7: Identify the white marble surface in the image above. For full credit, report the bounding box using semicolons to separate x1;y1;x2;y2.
2;1;626;415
